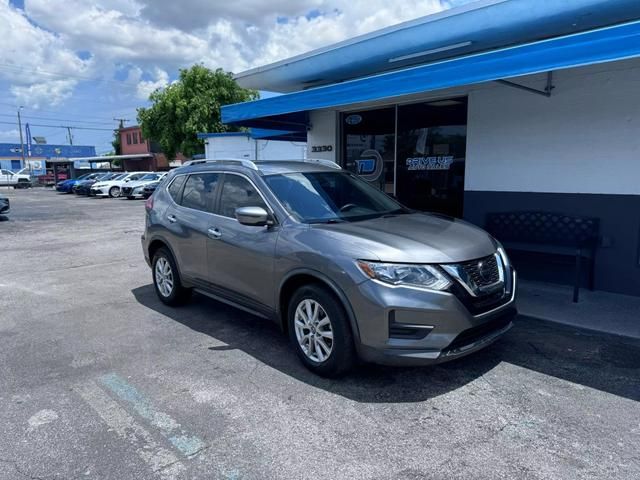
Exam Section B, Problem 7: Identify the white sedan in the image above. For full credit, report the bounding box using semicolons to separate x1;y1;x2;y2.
91;172;149;198
120;173;166;199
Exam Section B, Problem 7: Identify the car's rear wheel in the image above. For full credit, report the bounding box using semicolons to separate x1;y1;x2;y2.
109;186;120;198
152;247;192;306
288;285;355;377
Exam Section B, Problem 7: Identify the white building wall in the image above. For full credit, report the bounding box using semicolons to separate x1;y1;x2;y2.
204;135;307;161
308;110;338;162
466;59;640;195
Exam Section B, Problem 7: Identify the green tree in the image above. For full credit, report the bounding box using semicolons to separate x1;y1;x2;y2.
137;65;258;159
111;129;121;155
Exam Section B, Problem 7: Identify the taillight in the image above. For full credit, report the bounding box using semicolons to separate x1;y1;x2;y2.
145;195;154;211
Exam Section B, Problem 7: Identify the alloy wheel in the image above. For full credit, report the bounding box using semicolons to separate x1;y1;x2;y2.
155;257;174;297
294;299;334;363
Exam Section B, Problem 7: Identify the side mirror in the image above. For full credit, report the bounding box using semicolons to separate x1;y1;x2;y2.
235;206;272;227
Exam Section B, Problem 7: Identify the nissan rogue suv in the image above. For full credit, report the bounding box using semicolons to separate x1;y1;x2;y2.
142;159;517;376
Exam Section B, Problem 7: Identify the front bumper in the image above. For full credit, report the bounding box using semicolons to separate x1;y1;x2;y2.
350;269;517;366
90;187;109;196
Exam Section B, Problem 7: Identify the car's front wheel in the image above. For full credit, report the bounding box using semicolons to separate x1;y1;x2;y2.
152;247;192;306
109;186;120;198
288;285;356;377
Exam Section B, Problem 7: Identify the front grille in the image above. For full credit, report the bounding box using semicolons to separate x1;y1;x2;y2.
459;255;501;288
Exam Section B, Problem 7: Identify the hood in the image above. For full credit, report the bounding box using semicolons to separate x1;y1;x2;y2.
313;213;496;264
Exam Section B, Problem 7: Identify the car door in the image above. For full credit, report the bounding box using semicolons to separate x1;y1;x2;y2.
0;170;12;186
165;172;221;284
206;173;279;312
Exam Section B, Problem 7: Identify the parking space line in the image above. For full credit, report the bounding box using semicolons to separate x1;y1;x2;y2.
76;381;185;479
100;373;206;457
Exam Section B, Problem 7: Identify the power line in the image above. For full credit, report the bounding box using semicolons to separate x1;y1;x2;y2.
0;63;142;88
0;120;114;131
0;102;128;122
0;112;117;126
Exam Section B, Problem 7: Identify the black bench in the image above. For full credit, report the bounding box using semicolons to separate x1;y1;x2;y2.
485;211;599;303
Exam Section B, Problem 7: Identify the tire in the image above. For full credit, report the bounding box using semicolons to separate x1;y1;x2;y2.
152;247;192;306
126;196;134;200
109;186;120;198
287;284;356;377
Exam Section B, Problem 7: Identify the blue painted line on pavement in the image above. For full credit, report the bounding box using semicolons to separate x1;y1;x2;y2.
100;372;206;457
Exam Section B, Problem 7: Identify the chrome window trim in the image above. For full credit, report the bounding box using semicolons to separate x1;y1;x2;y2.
167;170;278;225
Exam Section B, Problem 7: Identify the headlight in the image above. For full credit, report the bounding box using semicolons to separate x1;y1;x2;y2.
495;240;510;269
357;260;451;291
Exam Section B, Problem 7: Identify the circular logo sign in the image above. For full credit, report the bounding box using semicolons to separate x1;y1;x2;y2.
345;114;362;125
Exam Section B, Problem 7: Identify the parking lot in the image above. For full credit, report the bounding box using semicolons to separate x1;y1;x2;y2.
1;188;639;480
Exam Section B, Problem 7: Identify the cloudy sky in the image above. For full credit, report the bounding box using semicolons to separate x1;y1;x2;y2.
0;0;472;153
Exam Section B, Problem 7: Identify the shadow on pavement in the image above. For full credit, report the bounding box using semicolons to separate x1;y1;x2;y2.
132;284;640;403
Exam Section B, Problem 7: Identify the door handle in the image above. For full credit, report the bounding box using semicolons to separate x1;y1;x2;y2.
167;214;177;223
207;227;222;239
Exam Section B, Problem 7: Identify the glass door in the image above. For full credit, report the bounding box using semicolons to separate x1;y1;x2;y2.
341;107;396;194
395;98;467;217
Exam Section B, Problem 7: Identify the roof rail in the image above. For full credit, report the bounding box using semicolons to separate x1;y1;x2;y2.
181;158;259;170
302;158;342;169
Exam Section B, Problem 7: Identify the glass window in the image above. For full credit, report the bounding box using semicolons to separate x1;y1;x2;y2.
264;171;405;224
126;133;132;145
342;107;395;194
181;173;220;212
396;98;467;217
139;132;144;143
132;132;138;144
218;174;267;219
167;175;187;203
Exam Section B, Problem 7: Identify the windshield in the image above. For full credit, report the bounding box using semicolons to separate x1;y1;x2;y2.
139;173;159;181
263;171;408;223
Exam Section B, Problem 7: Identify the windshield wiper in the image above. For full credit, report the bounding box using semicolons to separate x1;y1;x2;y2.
309;218;345;224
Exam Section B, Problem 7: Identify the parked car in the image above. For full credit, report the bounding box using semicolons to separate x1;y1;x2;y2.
91;172;149;198
0;195;9;215
141;180;162;199
0;169;31;188
73;172;118;195
56;173;96;193
141;159;517;377
121;173;166;199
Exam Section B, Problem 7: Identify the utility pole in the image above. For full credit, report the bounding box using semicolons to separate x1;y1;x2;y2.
17;107;25;167
66;126;74;145
113;118;129;129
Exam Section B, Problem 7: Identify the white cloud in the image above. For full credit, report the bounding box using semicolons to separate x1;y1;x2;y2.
0;0;90;106
0;128;19;142
135;67;170;99
10;79;77;108
0;0;459;109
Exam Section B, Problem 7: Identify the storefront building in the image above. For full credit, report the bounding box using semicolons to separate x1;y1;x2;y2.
221;0;640;296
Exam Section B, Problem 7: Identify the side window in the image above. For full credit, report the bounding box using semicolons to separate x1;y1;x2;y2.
167;175;187;203
180;173;220;213
218;174;268;219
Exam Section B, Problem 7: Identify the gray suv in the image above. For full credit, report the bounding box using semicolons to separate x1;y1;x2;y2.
142;159;516;376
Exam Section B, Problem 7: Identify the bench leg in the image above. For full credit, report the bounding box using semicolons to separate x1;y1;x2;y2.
588;254;596;291
573;252;581;303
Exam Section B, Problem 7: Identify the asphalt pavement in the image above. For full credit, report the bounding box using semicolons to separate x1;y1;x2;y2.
0;188;639;480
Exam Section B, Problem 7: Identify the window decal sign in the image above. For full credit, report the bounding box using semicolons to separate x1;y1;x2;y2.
356;149;384;181
406;156;454;171
345;114;363;125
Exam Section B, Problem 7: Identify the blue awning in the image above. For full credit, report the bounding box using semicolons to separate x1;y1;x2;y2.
222;19;640;127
